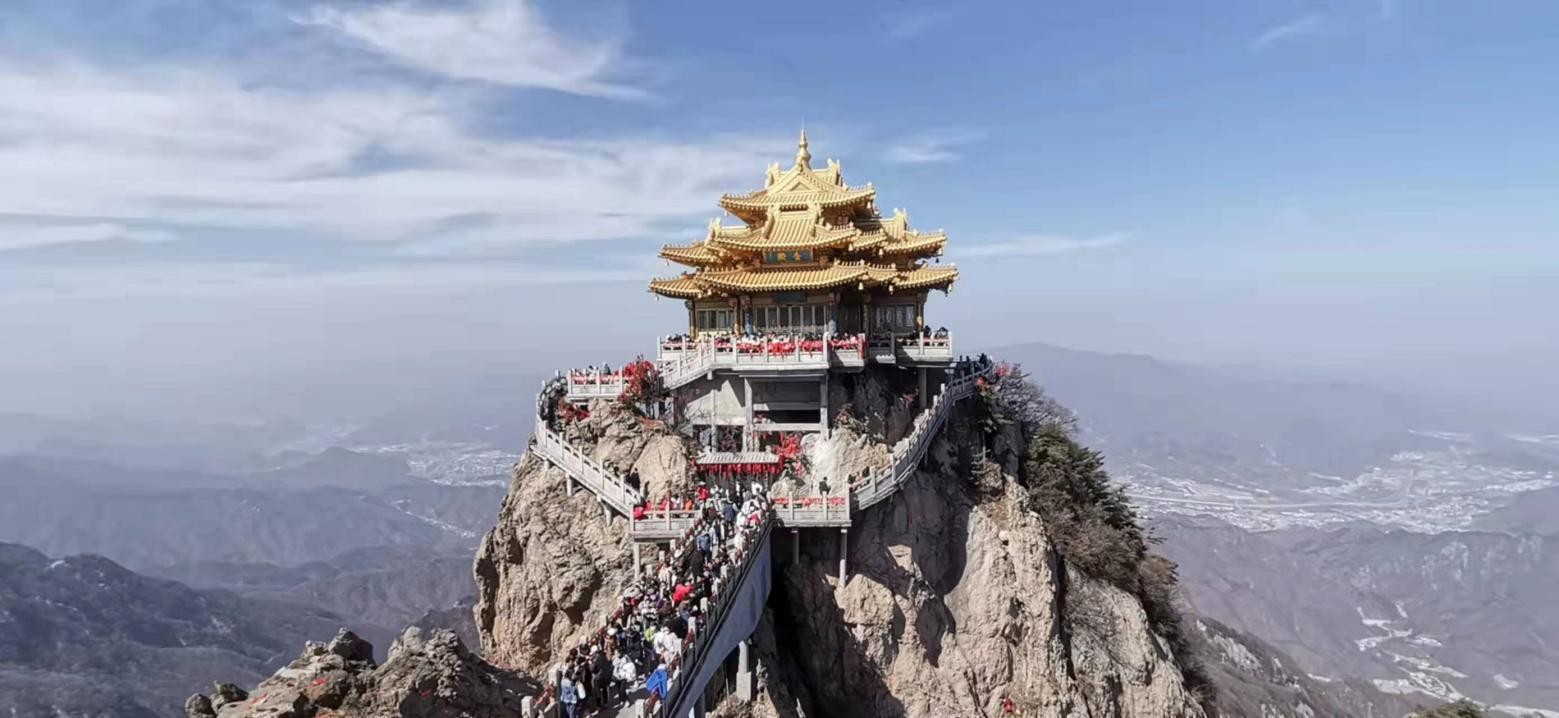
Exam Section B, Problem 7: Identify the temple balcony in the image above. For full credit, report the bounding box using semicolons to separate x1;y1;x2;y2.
562;370;626;403
868;332;955;365
656;334;871;380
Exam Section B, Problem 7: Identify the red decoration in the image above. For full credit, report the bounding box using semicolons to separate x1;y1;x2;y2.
617;356;662;405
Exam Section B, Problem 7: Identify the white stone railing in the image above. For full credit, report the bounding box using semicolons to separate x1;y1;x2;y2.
538;356;992;528
867;332;955;363
532;416;642;516
851;357;993;508
563;371;627;401
660;335;857;389
653;512;775;718
661;339;719;390
774;492;852;526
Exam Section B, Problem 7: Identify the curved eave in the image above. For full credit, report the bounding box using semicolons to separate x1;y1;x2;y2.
847;232;891;253
709;230;857;253
717;187;876;213
895;266;960;291
659;244;720;267
878;233;948;257
696;266;868;293
648;277;703;298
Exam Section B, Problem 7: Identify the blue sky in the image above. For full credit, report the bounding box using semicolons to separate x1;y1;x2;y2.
1;0;1556;419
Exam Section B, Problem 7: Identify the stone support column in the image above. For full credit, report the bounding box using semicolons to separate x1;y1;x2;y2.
743;378;754;451
819;375;829;435
736;638;755;701
839;528;849;583
918;367;928;411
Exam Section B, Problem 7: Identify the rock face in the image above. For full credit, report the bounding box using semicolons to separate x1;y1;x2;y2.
186;627;533;718
473;452;635;675
476;370;1211;718
748;413;1206;718
562;398;694;499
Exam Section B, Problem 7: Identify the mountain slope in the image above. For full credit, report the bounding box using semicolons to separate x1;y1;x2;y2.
0;543;391;718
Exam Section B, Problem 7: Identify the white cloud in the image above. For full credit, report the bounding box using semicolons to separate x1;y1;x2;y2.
1249;14;1325;51
297;0;646;99
0;61;779;257
0;221;177;251
961;233;1129;258
883;130;983;164
0;259;652;303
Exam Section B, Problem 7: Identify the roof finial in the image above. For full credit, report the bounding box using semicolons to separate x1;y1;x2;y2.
795;126;811;169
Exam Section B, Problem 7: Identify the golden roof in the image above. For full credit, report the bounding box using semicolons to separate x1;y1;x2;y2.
878;231;947;256
650;131;958;294
708;213;859;252
649;261;959;298
895;265;959;290
648;276;703;298
719;130;876;218
659;243;720;266
696;264;869;293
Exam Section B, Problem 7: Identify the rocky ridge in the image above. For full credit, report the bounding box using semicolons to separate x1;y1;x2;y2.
185;627;534;718
476;369;1212;717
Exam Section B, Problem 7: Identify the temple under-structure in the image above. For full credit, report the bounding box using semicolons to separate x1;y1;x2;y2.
634;130;958;455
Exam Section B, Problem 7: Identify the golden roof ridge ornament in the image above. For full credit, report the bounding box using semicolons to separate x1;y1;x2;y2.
795;126;811;170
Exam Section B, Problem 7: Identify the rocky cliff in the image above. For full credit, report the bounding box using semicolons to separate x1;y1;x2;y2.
185;627;533;718
474;371;1212;717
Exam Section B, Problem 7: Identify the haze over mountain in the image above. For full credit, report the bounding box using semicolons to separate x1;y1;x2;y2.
0;542;395;718
2;340;1554;715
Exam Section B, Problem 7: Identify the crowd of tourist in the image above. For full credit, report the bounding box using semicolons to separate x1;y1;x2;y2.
568;364;621;384
546;483;773;717
867;326;951;344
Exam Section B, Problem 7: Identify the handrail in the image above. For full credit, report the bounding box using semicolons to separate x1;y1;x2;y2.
660;334;857;390
657;512;775;718
532;415;643;516
851;357;994;508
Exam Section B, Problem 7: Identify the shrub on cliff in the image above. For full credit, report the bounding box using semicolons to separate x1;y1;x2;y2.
981;363;1216;711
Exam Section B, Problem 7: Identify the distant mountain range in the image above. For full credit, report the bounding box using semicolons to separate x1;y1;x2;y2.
3;343;1555;715
0;453;503;570
0;542;393;718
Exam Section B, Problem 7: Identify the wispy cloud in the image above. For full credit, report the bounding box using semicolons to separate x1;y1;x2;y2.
1249;14;1325;51
884;7;961;41
961;233;1130;258
883;130;983;164
297;0;647;99
0;56;778;264
0;260;652;303
0;220;176;252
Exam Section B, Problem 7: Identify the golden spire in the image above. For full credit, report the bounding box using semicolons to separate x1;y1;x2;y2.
795;126;811;169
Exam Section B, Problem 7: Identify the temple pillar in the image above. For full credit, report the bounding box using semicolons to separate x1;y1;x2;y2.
633;542;642;576
686;301;696;339
736;639;755;701
743;377;754;451
820;375;829;435
838;528;849;582
918;367;928;411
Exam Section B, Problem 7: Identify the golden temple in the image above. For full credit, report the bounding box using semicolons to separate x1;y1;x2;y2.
651;130;957;337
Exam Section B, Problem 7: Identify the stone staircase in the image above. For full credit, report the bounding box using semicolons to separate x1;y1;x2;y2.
531;418;643;517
